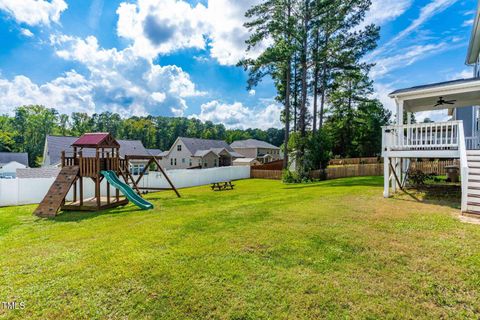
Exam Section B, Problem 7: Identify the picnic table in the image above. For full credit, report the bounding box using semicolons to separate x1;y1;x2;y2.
211;181;235;191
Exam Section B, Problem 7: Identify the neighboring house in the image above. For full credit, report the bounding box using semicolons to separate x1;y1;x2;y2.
0;152;29;178
230;139;281;163
160;137;244;169
382;0;480;214
232;158;261;167
42;135;151;175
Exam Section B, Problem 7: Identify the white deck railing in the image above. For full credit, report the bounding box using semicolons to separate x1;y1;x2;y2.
383;121;461;152
382;121;469;211
466;136;480;150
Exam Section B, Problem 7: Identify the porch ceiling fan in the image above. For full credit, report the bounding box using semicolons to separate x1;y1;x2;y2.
434;96;456;107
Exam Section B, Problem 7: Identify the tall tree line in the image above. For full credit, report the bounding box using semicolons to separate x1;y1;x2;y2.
241;0;391;176
0;106;285;167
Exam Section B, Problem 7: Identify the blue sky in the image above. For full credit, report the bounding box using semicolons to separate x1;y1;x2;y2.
0;0;477;128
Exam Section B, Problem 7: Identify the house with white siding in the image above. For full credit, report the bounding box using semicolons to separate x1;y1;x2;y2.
0;152;29;178
160;137;244;169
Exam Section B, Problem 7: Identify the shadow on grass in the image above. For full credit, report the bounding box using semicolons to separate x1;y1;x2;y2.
52;204;142;222
281;176;383;190
392;184;461;210
49;190;183;223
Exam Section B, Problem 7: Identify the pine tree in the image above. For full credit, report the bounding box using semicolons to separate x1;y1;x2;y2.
241;0;297;169
326;68;374;157
311;0;379;131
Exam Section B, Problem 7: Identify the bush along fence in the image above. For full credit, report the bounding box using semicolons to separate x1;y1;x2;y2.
251;159;457;181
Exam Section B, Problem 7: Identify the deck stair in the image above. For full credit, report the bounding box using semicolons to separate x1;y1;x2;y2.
466;150;480;214
33;166;79;218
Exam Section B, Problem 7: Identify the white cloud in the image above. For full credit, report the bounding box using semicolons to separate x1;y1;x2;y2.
190;100;282;129
205;0;265;65
0;71;95;115
415;110;450;123
0;34;206;117
371;43;451;79
248;89;255;96
389;0;458;45
463;19;474;27
88;0;105;30
115;0;264;65
0;0;67;26
193;55;209;63
449;68;474;80
20;28;33;37
361;0;412;27
368;0;466;117
372;83;396;115
370;0;459;60
116;0;209;59
151;92;166;103
51;35;206;116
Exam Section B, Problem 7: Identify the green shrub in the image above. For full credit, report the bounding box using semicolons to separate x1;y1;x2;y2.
408;169;436;186
282;169;302;183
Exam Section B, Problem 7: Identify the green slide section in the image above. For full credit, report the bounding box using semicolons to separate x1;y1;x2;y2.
101;170;153;210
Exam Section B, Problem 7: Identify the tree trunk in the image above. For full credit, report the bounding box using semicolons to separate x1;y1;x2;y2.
283;59;291;170
283;0;292;170
318;33;330;129
299;20;308;136
293;54;298;132
312;31;320;134
297;0;309;176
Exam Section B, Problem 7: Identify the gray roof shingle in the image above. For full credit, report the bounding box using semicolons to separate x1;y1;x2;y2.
193;148;245;158
0;152;29;166
45;135;150;165
230;139;280;149
179;137;236;154
193;150;215;157
147;149;162;156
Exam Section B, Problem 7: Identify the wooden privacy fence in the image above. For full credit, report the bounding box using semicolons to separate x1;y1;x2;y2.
409;160;457;175
251;160;283;170
322;163;383;179
329;157;381;165
251;160;456;180
251;169;283;180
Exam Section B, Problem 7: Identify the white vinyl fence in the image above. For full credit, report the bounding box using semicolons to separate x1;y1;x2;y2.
0;166;250;207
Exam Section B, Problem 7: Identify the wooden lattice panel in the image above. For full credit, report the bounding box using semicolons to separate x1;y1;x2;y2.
34;166;79;218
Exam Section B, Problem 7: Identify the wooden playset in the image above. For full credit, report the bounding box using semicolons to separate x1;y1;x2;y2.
34;133;179;218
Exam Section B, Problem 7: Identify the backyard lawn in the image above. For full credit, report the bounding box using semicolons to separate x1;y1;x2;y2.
1;177;480;319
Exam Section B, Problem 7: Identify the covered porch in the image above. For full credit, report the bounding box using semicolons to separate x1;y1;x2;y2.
383;78;480;213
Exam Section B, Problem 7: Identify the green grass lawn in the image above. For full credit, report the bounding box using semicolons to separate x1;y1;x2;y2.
1;177;480;319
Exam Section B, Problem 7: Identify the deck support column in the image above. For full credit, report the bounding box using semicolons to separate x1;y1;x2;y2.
384;156;390;197
394;100;404;190
403;113;413;180
391;158;397;193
